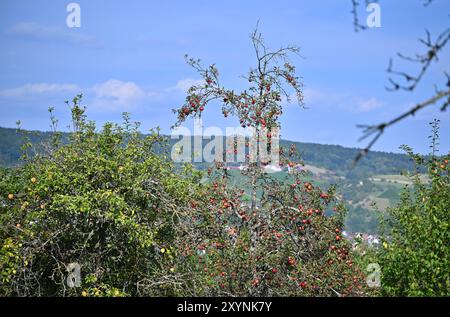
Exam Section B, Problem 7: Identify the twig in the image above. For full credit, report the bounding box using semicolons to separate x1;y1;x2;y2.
354;88;450;164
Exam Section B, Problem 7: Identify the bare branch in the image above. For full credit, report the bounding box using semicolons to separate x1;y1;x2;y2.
387;28;450;92
354;88;450;164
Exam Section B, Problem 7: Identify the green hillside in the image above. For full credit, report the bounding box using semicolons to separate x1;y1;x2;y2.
0;126;420;233
0;126;415;171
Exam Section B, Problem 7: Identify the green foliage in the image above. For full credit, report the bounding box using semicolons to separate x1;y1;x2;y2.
0;125;420;235
345;206;381;234
377;135;450;296
0;97;203;296
171;173;369;296
0;96;368;297
166;29;369;296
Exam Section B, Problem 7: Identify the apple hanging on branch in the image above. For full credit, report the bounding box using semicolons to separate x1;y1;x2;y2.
172;27;305;133
173;26;307;215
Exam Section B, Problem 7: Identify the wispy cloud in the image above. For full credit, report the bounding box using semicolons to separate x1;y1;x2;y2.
7;22;97;46
91;78;206;111
1;81;384;114
303;88;384;113
356;98;383;112
0;83;80;98
167;78;204;93
0;78;205;113
0;80;152;111
90;79;159;111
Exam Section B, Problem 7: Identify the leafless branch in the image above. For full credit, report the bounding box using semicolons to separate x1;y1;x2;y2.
350;0;449;163
387;28;450;92
351;0;379;32
354;88;450;164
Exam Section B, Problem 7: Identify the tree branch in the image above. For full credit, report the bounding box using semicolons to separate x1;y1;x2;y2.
354;88;450;164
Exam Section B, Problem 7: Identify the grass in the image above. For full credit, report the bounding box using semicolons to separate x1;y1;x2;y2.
371;174;429;185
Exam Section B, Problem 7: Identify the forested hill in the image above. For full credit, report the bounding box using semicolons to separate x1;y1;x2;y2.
0;126;415;175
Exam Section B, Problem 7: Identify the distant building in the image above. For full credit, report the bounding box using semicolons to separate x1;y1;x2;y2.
345;231;380;248
287;164;303;173
264;164;283;173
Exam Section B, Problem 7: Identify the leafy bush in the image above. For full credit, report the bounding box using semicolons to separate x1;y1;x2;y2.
0;96;203;296
171;170;370;296
0;96;370;297
378;126;450;296
167;28;369;297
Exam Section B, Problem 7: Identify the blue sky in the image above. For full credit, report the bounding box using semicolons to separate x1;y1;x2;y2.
0;0;449;154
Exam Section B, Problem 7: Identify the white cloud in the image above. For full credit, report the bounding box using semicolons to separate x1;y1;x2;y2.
302;88;384;113
0;80;155;112
303;88;326;105
356;97;383;112
0;83;79;98
0;78;204;113
8;22;97;46
167;78;204;93
90;79;158;111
